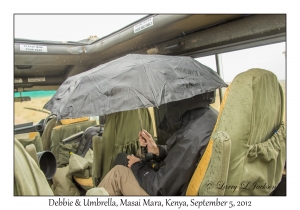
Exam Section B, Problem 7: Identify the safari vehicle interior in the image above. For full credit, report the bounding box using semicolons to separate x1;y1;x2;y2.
14;14;286;195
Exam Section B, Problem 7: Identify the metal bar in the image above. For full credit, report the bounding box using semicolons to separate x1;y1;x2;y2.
187;33;285;58
215;54;225;103
139;14;286;58
138;109;143;131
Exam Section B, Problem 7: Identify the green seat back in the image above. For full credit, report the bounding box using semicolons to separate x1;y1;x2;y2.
50;119;96;167
187;68;286;196
14;138;53;195
92;108;154;186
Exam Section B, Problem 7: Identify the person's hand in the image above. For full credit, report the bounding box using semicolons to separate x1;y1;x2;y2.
127;155;141;168
139;130;159;156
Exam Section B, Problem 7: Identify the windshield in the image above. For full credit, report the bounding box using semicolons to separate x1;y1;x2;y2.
14;90;56;125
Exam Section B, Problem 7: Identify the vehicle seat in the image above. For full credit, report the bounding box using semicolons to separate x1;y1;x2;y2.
15;131;43;153
186;68;286;196
14;138;54;195
73;109;155;192
92;108;154;187
41;116;62;151
49;117;97;168
44;117;97;195
71;150;94;192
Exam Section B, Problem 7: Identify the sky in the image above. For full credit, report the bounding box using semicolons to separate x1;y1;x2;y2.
196;42;286;82
14;14;148;42
14;14;286;82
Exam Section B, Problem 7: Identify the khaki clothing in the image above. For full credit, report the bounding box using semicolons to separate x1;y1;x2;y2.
97;165;148;196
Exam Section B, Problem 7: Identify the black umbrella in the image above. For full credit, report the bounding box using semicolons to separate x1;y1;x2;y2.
44;54;227;120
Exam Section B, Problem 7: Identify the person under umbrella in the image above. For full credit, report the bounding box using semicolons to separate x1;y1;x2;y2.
88;92;218;195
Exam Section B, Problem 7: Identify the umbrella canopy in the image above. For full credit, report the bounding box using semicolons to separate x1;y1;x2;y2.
44;54;227;120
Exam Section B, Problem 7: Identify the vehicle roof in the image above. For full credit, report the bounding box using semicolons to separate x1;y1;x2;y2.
14;14;286;91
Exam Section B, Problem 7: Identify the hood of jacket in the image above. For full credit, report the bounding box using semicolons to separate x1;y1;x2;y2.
158;92;213;135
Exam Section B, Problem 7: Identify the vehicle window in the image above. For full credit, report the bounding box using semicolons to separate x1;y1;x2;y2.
221;42;286;122
14;90;56;125
14;90;102;126
196;42;286;121
89;116;100;125
195;55;225;111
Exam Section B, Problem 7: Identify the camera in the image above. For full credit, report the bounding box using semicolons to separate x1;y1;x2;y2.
141;147;162;172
